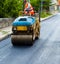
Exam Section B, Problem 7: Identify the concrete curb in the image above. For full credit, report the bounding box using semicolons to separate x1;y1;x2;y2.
41;14;57;21
0;14;57;41
0;33;12;41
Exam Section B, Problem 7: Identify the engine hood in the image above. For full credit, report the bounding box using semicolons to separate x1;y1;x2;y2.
12;16;36;26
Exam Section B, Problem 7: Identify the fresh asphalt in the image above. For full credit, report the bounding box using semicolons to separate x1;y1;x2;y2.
0;13;60;64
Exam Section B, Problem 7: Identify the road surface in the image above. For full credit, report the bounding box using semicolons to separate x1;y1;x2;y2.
0;13;60;64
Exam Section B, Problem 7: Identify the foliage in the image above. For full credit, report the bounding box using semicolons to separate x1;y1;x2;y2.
30;0;39;11
43;0;51;11
30;0;51;12
41;10;52;18
0;0;23;18
0;0;51;17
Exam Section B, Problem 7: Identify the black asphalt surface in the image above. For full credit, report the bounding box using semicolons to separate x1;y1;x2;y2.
0;13;60;64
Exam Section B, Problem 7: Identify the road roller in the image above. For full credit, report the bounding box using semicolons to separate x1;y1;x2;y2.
11;16;40;45
11;1;40;45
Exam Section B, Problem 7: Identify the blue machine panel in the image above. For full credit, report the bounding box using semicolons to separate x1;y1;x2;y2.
12;16;36;26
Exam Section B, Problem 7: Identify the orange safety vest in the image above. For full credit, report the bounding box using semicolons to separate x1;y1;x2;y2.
24;2;35;15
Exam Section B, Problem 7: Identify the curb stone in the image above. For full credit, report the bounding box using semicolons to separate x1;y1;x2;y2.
0;33;12;41
41;14;57;21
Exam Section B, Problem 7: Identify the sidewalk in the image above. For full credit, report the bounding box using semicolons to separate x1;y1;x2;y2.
0;26;12;41
0;14;57;41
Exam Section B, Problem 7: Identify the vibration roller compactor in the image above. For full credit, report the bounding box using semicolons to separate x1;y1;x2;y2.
11;16;40;45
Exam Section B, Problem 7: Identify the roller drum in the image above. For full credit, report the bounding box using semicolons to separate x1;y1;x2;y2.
11;35;33;45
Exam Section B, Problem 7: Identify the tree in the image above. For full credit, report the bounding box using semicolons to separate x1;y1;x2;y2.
0;0;23;18
43;0;51;11
30;0;51;12
30;0;40;11
0;0;51;17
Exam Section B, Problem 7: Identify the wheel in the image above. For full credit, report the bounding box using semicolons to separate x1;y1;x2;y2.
11;39;17;46
11;35;17;46
11;35;34;46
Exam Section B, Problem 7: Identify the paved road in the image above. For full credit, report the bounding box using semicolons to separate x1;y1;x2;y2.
0;13;60;64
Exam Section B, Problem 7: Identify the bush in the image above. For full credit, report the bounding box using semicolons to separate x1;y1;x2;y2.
0;0;23;18
41;10;51;18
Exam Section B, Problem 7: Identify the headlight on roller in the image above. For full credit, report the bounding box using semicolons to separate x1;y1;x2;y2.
28;25;33;32
14;27;17;30
12;26;17;31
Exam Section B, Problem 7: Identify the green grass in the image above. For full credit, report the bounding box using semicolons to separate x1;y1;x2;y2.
2;31;8;34
0;30;8;34
41;11;52;18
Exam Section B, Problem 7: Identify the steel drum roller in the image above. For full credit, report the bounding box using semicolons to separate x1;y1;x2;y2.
11;35;33;45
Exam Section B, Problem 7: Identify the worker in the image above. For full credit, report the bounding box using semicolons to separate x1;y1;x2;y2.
24;2;35;16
